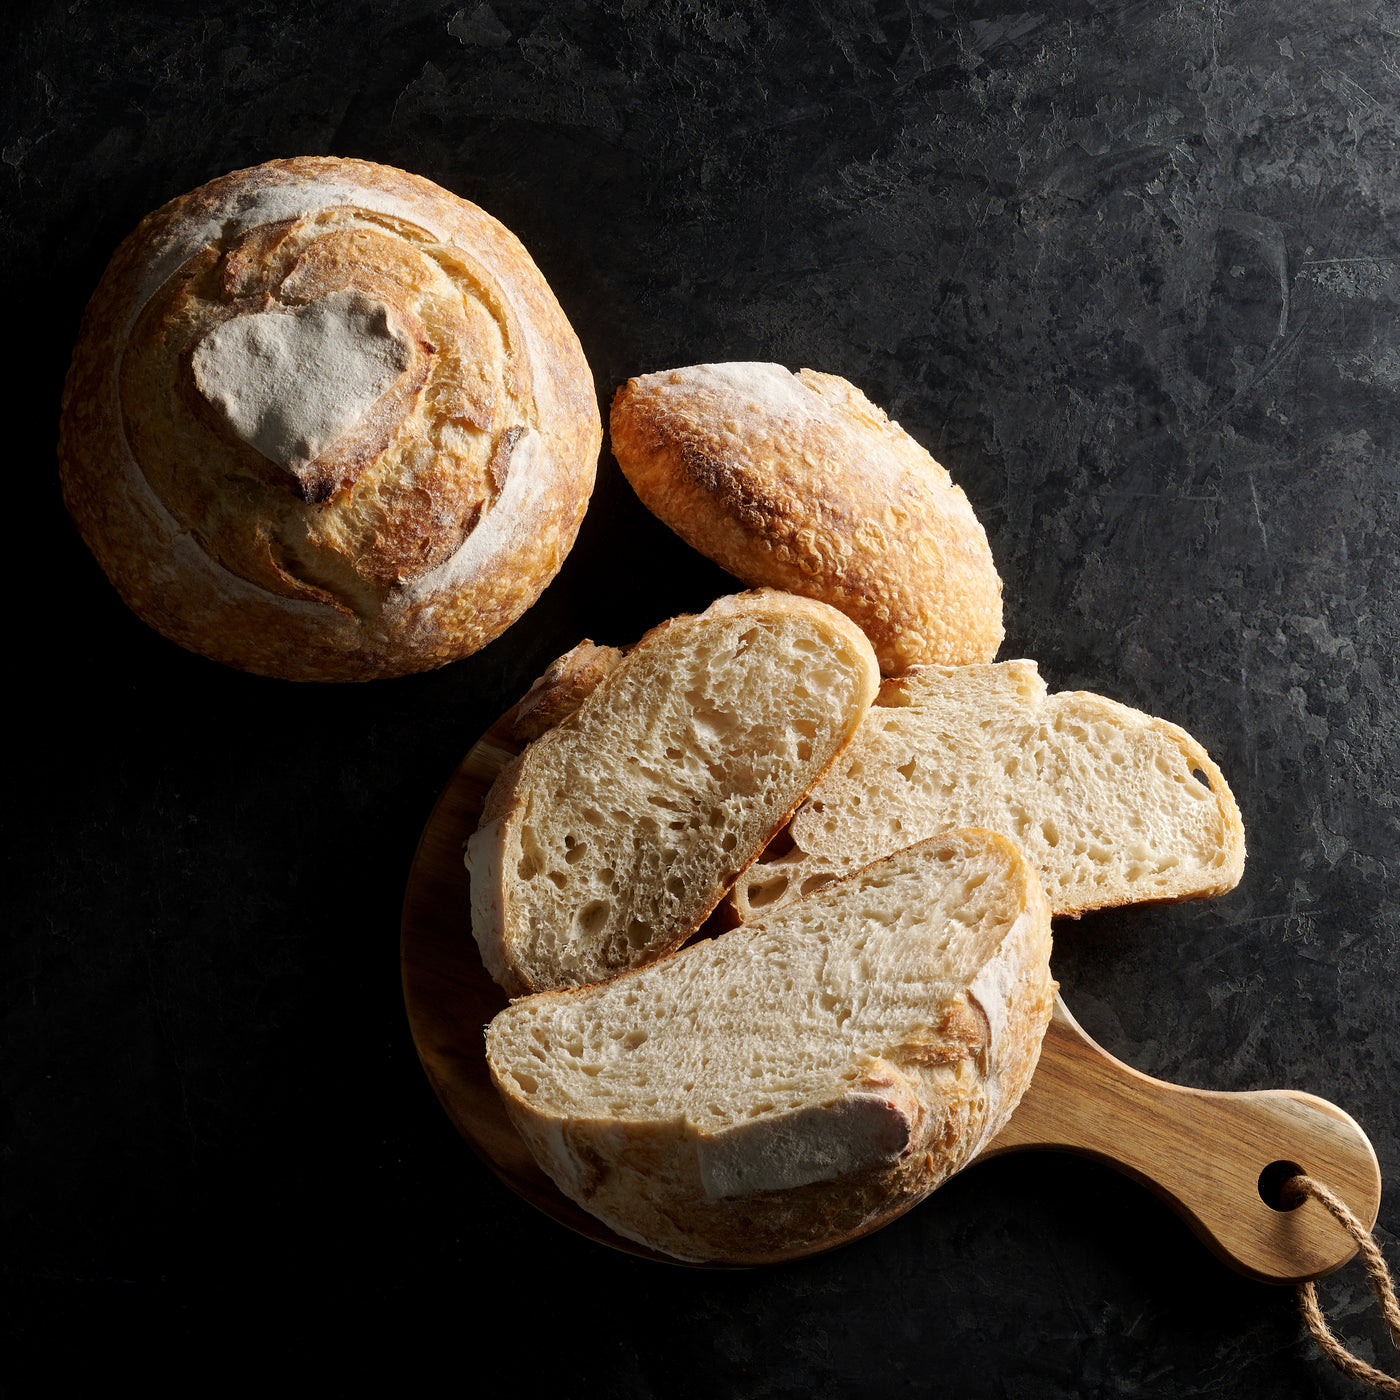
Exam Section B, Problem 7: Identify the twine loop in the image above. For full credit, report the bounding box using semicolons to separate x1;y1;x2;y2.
1283;1172;1400;1395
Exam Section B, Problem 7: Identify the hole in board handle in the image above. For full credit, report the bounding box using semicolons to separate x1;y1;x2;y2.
1258;1159;1307;1211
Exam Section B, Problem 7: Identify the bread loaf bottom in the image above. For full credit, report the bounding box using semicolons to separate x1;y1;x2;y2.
466;591;880;995
486;830;1054;1264
731;661;1245;924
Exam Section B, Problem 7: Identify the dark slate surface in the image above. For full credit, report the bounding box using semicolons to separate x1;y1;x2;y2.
6;2;1398;1395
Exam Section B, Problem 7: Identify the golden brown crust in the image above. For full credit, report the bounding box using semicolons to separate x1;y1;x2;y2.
610;364;1003;674
498;1088;981;1264
60;156;600;681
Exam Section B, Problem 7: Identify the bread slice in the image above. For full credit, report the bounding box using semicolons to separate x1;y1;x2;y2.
730;661;1245;924
486;830;1054;1264
466;591;880;995
610;363;1004;674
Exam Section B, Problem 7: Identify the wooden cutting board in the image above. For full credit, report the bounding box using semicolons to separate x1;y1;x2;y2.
400;711;1381;1279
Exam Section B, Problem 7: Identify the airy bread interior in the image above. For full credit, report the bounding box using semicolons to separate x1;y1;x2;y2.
467;592;880;994
731;660;1245;923
486;831;1054;1262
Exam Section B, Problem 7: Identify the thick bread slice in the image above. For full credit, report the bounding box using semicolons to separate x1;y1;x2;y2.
466;591;880;996
486;830;1054;1264
731;661;1246;924
610;364;1004;674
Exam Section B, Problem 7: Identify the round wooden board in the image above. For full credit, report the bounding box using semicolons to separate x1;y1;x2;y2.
399;711;733;1267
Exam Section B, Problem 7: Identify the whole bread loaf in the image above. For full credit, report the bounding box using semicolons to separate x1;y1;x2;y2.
610;363;1003;674
60;157;600;680
466;591;880;995
731;661;1245;923
486;830;1055;1263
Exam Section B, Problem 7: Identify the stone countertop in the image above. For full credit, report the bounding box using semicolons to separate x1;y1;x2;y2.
6;3;1397;1396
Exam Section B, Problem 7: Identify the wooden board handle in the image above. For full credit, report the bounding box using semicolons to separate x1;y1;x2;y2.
974;993;1382;1284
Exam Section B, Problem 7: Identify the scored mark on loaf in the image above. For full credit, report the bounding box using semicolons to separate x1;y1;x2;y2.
192;289;413;475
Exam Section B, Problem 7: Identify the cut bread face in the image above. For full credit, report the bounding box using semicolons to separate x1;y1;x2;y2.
466;591;880;996
731;661;1245;924
486;830;1055;1264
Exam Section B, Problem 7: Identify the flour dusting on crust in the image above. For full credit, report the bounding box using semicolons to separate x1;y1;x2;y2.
192;291;412;470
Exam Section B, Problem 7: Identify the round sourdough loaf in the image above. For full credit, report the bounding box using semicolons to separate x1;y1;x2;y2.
610;364;1003;674
60;157;600;681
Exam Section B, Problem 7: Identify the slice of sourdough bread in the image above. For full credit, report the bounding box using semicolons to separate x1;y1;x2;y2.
731;661;1245;924
486;830;1054;1264
466;591;880;996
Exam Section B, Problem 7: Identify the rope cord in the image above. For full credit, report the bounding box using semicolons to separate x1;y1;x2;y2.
1284;1173;1400;1395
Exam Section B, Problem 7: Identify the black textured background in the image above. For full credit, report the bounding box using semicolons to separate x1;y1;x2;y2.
6;3;1399;1396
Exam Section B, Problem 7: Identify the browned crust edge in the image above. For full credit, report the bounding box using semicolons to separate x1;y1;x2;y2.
609;365;1004;675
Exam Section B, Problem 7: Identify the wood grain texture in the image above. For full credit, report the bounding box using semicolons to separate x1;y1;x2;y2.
402;715;1382;1278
